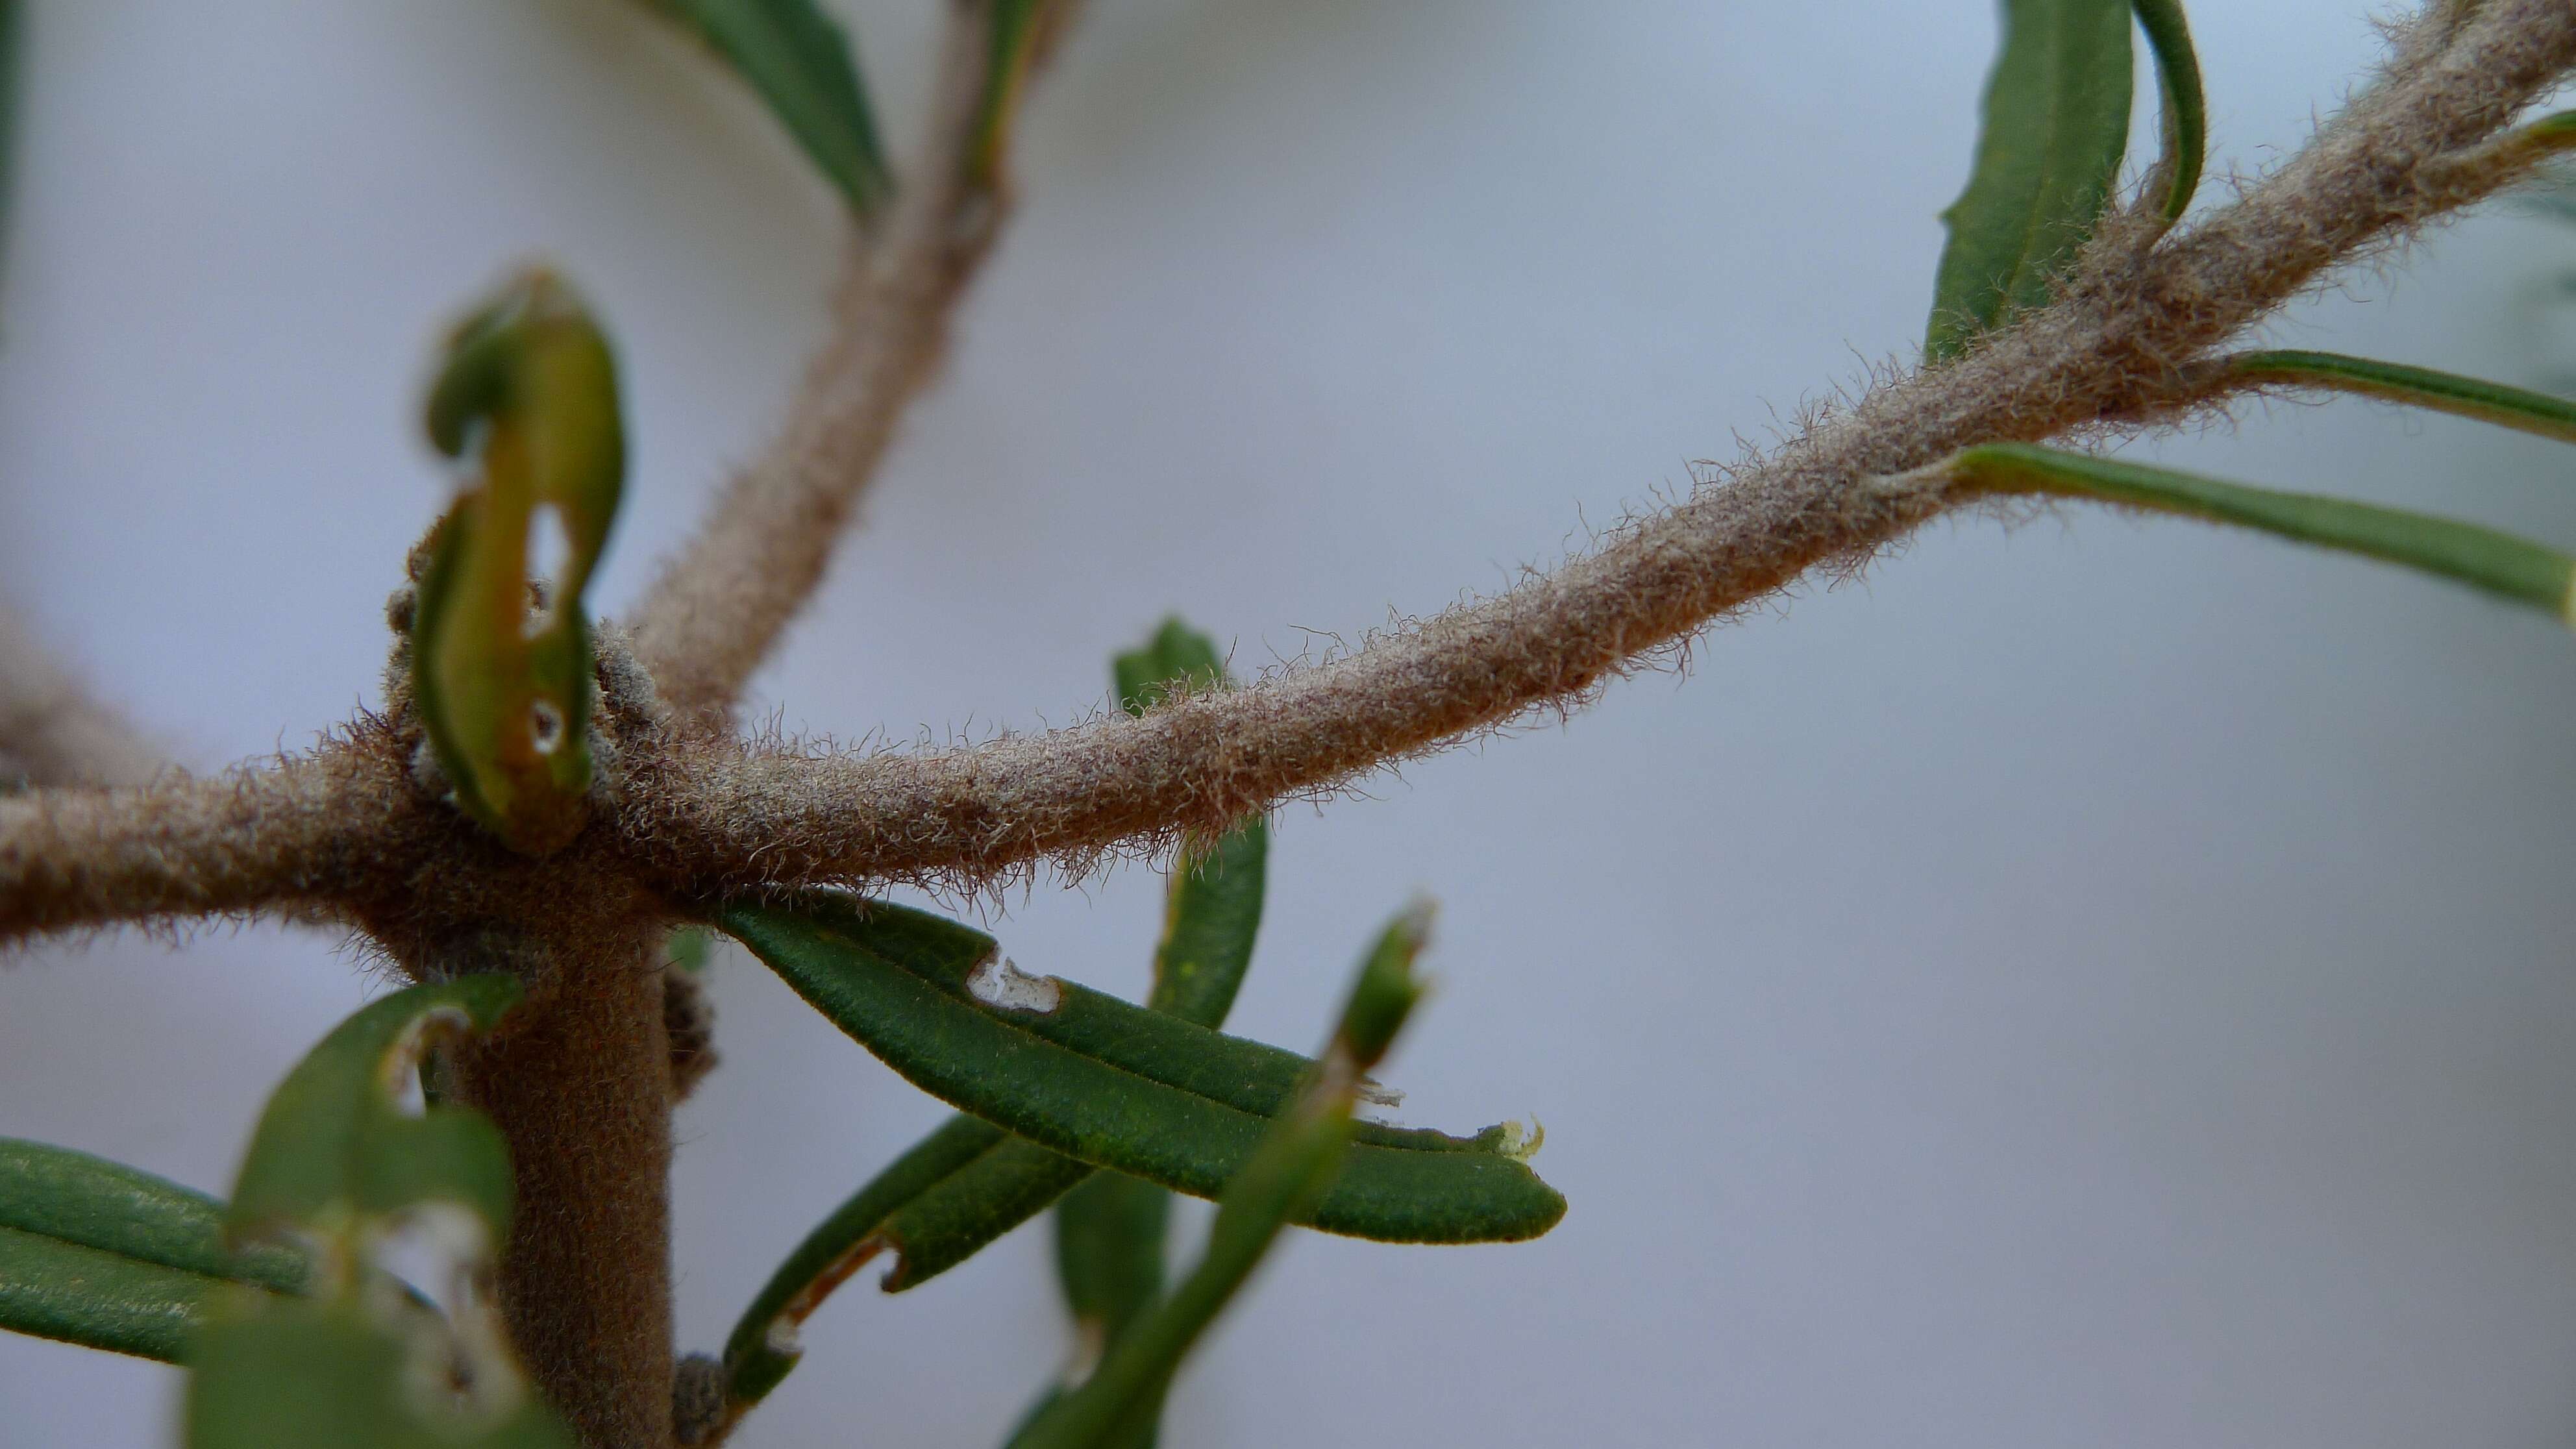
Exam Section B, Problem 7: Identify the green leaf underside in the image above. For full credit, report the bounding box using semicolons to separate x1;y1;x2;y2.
1949;442;2576;622
2131;0;2204;221
1008;916;1428;1449
641;0;891;215
0;1139;304;1360
719;897;1563;1243
186;1294;573;1449
227;975;524;1246
2226;350;2576;445
1927;0;2135;360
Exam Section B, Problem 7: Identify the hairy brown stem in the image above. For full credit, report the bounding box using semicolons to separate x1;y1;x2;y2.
629;0;1025;730
0;743;412;942
621;1;2576;902
451;934;675;1449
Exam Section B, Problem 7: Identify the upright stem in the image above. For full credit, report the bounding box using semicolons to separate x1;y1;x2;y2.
456;937;676;1448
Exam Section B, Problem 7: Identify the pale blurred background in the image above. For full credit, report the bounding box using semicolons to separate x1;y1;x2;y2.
6;2;2576;1445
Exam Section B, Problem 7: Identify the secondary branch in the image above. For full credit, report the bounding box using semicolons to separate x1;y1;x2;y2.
628;0;1071;729
629;0;2576;900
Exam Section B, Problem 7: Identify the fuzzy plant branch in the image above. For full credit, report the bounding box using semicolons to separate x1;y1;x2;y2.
0;747;412;943
628;0;1070;731
1;1;2570;956
0;604;163;790
619;0;2576;903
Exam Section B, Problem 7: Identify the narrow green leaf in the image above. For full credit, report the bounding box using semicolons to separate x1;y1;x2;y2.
1946;442;2576;623
0;1141;301;1361
0;1227;266;1363
2488;108;2576;172
227;976;525;1254
1926;0;2135;360
1054;1176;1167;1350
705;1126;1093;1428
2223;350;2576;445
1007;913;1430;1449
2;1139;303;1293
715;619;1276;1425
188;1294;573;1449
720;896;1563;1243
1111;617;1222;715
1118;617;1268;1030
969;0;1062;188
414;271;626;856
636;0;891;216
2131;0;2205;221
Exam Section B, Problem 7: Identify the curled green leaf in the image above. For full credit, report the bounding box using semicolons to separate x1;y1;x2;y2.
1942;442;2576;625
2223;350;2576;445
1927;0;2135;360
720;896;1563;1243
412;271;626;856
226;976;524;1263
634;0;892;216
190;976;569;1448
1006;913;1430;1449
2131;0;2205;222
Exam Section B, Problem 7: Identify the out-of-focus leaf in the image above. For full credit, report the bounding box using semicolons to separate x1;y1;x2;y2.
2131;0;2205;221
190;976;571;1448
969;0;1065;187
636;0;891;216
720;896;1563;1243
188;1294;573;1449
1006;910;1431;1449
2490;108;2576;172
2224;350;2576;445
667;924;715;974
413;271;626;856
0;1139;303;1360
1926;0;2135;360
1945;442;2576;624
227;976;523;1250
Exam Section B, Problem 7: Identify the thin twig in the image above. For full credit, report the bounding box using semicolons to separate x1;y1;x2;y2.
628;0;1054;729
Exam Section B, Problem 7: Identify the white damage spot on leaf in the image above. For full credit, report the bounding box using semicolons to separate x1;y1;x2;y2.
380;1006;475;1115
1356;1078;1404;1109
1492;1118;1546;1163
763;1316;802;1359
966;955;1063;1014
